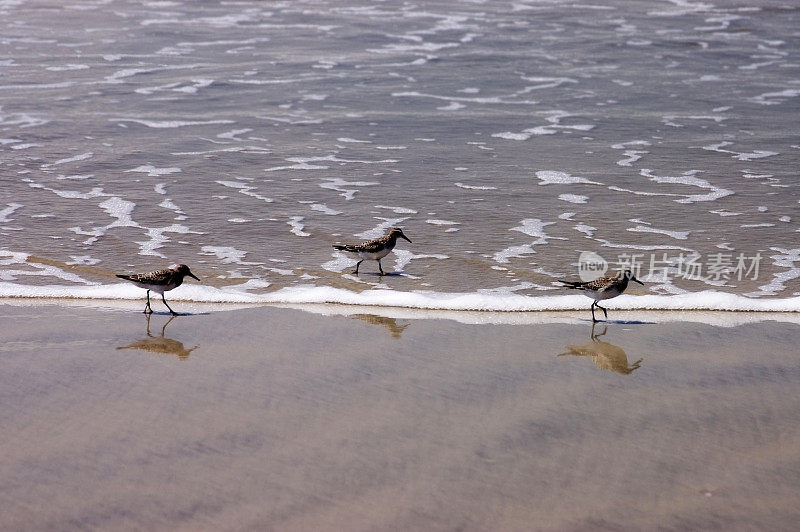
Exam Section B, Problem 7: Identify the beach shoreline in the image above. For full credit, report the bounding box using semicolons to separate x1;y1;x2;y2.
2;303;799;529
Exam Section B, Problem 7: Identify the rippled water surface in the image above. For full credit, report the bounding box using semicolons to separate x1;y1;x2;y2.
1;0;798;306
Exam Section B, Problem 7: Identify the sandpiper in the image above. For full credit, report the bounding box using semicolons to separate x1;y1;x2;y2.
560;268;644;322
116;264;200;316
332;227;412;275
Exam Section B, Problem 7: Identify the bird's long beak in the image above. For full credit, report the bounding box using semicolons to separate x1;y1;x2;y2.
188;271;200;281
632;276;644;285
400;232;412;243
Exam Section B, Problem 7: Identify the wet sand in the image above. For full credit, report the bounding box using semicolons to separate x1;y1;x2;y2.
1;303;799;530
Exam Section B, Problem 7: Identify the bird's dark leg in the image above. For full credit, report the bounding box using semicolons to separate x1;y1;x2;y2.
597;302;608;320
354;260;363;275
161;293;179;316
144;290;153;314
378;259;385;276
591;301;598;322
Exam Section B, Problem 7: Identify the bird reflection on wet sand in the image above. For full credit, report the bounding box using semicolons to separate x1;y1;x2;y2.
352;314;409;339
559;323;642;375
117;315;198;361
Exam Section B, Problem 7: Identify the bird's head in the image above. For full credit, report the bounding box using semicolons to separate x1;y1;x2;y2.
389;227;412;243
177;264;200;281
622;268;643;285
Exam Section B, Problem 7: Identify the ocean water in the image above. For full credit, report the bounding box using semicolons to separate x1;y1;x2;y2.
1;0;799;311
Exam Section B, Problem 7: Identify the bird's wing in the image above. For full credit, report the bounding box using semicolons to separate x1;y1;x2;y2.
583;275;616;291
119;269;172;284
353;239;385;253
334;238;385;253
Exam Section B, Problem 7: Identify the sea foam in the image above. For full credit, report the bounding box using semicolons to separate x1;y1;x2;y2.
1;283;798;313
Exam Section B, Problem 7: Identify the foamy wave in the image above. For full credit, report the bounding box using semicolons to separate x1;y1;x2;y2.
1;283;798;313
535;171;601;186
110;118;234;128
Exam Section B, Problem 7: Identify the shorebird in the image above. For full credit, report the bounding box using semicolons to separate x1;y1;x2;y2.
560;268;644;322
116;264;200;316
332;227;412;275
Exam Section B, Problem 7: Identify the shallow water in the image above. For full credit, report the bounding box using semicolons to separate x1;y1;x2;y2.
2;304;799;529
1;0;799;308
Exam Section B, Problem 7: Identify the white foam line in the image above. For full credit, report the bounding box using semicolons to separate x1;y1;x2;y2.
172;146;270;156
135;79;213;95
1;283;798;313
288;216;310;237
43;152;93;167
217;128;253;141
494;219;565;263
141;14;259;27
611;140;651;167
268;155;397;172
23;178;108;200
2;297;798;326
640;169;733;203
0;251;94;284
535;170;601;186
558;194;588;204
110;119;235;128
322;252;357;273
102;64;205;84
702;141;778;161
746;247;800;297
216;180;273;203
255;23;338;32
320;178;380;200
137;225;193;257
0;203;23;222
46;64;89;71
174;39;271;49
517;76;578;91
355;218;409;239
616;150;648;166
425;219;459;225
393;91;537;105
310;204;342;215
231;78;328;86
455;182;496;190
127;165;181;176
627;225;690;240
376;205;418;214
0;82;77;91
493;111;595;140
393;250;448;271
200;246;262;265
662;114;726;127
747;88;800;105
598;239;694;252
279;304;800;327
